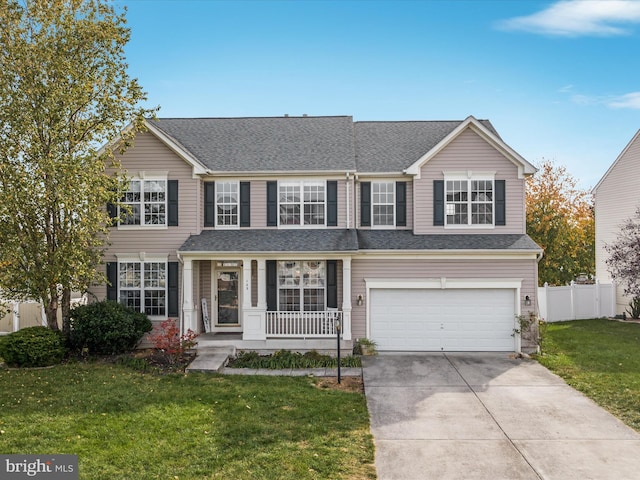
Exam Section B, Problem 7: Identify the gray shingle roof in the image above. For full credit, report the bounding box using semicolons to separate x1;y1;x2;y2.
179;229;359;253
354;120;499;172
178;229;541;253
148;116;357;172
148;116;501;174
357;231;541;251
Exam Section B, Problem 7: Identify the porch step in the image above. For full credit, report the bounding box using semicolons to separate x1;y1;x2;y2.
186;346;236;373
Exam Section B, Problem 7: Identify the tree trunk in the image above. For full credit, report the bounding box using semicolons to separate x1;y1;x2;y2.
44;295;59;331
62;287;71;338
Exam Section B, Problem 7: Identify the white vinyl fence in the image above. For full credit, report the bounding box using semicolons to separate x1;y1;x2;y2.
0;295;87;334
0;300;46;334
537;281;616;323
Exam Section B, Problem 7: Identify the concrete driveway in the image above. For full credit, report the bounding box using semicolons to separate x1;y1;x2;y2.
363;353;640;480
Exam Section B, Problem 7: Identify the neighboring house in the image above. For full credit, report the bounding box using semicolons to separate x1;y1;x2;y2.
92;115;542;352
593;128;640;315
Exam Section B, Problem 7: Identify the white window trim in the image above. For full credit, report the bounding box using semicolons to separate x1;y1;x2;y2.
443;171;495;229
371;181;396;229
115;254;169;319
215;180;240;229
118;174;169;230
277;260;327;312
278;180;327;228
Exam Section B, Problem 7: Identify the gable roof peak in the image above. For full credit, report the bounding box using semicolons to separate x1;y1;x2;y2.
402;115;536;179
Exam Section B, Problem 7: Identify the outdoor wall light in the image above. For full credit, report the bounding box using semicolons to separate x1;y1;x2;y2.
524;295;531;306
357;294;364;306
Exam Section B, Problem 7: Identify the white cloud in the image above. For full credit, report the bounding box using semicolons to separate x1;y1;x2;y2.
497;0;640;37
562;89;640;109
570;94;597;105
607;92;640;108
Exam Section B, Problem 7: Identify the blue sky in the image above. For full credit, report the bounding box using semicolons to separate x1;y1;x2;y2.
119;0;640;189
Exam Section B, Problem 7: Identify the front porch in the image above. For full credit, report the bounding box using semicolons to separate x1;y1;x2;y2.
179;255;354;346
197;331;353;355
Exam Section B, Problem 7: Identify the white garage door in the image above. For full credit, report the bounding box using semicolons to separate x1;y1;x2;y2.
370;288;516;352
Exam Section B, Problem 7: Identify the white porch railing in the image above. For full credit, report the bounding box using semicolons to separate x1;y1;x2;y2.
265;311;342;338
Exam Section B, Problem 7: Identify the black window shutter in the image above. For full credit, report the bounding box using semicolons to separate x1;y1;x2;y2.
327;181;338;227
495;180;506;226
433;180;445;226
327;260;338;309
266;260;277;311
396;181;407;227
168;180;179;226
267;181;278;226
167;261;179;317
360;182;371;227
107;203;118;226
204;181;215;227
240;182;251;227
106;262;117;301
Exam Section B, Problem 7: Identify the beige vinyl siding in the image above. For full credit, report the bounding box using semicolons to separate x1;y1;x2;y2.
350;256;538;342
594;132;640;314
92;131;195;305
336;180;348;228
413;129;526;235
251;180;268;228
198;261;212;332
107;131;199;255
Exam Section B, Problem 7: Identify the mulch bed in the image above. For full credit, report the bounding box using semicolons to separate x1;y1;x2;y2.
315;376;364;394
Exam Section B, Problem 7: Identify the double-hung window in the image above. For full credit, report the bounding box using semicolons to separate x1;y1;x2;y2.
119;261;167;316
121;179;167;226
445;175;494;226
279;181;325;226
216;181;239;227
372;181;395;227
278;261;325;311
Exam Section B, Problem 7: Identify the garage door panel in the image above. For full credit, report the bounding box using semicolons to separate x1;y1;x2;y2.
370;288;515;352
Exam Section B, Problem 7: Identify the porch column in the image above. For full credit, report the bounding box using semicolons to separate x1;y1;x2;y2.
257;259;266;309
243;258;267;340
182;258;196;333
341;257;352;340
242;258;252;310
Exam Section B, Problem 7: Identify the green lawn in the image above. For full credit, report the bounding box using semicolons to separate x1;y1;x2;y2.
537;318;640;431
0;362;375;479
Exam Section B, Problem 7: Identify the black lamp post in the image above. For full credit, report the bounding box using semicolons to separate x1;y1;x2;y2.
335;318;341;384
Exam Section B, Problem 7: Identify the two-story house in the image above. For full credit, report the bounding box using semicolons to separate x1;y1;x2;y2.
94;115;542;353
593;128;640;315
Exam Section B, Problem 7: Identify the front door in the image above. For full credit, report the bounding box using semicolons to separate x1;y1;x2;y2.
216;270;241;330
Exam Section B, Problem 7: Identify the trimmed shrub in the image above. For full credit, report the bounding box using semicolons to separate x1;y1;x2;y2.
228;349;362;369
0;326;67;367
69;300;152;355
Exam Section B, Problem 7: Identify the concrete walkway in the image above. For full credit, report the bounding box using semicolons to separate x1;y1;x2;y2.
363;353;640;480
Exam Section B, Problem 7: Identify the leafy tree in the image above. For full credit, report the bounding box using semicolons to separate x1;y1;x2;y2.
0;0;156;330
526;159;594;286
605;207;640;302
